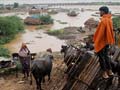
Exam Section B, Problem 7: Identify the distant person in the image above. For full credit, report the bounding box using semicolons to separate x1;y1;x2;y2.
93;6;115;79
18;43;30;78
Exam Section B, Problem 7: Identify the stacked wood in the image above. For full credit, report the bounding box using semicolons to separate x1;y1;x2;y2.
62;52;100;90
70;55;100;90
62;47;120;90
89;48;120;90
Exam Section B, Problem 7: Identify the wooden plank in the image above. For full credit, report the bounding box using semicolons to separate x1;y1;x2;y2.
71;55;100;90
112;49;120;61
62;52;93;90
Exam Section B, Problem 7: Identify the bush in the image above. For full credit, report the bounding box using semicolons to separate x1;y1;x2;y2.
6;16;24;32
0;16;24;44
39;15;53;24
0;46;10;58
47;29;64;36
112;16;120;29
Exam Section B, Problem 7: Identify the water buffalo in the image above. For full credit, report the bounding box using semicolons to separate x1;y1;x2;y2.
31;54;54;90
61;45;86;66
61;45;78;65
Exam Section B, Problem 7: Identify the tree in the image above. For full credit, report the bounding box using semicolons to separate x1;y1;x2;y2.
112;16;120;29
13;2;19;8
0;16;24;44
0;46;10;58
39;15;53;24
112;16;120;46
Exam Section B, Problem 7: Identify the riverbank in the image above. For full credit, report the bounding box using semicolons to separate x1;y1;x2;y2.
47;26;95;45
0;52;66;90
24;25;52;31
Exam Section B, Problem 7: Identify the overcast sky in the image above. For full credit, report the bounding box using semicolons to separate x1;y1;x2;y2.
0;0;120;4
65;0;120;2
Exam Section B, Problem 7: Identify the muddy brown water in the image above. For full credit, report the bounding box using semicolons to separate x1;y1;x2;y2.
4;30;65;53
2;5;120;53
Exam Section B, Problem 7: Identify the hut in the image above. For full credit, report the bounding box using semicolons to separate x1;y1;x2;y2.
67;10;78;17
29;6;48;15
24;17;41;25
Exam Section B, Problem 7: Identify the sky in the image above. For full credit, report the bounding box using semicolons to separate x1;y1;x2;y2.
0;0;120;4
65;0;120;2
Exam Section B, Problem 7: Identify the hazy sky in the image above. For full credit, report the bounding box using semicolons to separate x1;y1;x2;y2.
64;0;120;2
0;0;120;4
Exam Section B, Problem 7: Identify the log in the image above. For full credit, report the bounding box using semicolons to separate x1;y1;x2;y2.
70;54;99;90
62;48;120;90
62;52;93;90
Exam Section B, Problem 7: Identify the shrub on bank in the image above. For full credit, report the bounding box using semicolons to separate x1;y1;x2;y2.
39;15;53;24
112;16;120;46
0;16;24;44
112;16;120;29
0;46;10;58
47;29;64;36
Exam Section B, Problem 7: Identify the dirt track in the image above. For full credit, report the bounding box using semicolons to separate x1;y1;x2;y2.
0;55;67;90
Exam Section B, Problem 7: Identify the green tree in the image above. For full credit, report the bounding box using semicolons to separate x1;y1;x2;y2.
39;15;53;24
112;16;120;45
0;16;24;44
112;16;120;29
0;46;10;58
13;2;19;8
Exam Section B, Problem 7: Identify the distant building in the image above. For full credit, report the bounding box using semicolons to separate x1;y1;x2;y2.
5;4;14;10
0;4;5;9
29;5;48;15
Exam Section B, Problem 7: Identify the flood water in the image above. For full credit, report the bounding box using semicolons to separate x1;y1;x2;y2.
1;5;120;53
5;30;65;53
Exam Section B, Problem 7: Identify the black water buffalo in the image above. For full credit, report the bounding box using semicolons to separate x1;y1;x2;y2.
61;45;78;66
31;54;54;90
61;45;86;66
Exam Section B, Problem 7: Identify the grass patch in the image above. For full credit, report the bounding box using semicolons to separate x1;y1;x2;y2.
37;25;46;29
48;10;58;14
112;16;120;29
56;20;67;24
36;24;53;30
47;29;64;36
0;46;10;58
46;29;75;40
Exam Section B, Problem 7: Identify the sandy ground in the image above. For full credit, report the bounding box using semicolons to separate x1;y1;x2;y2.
0;56;67;90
